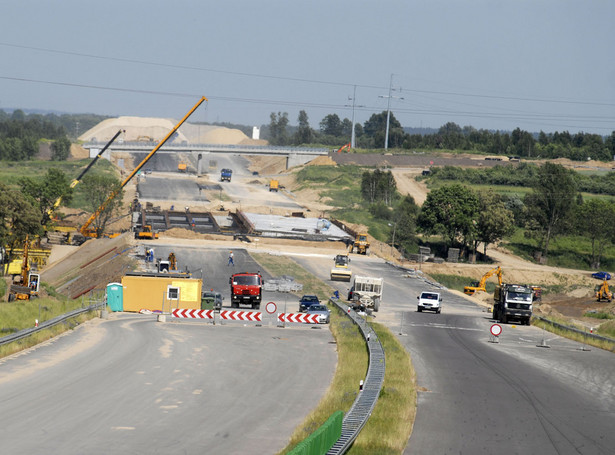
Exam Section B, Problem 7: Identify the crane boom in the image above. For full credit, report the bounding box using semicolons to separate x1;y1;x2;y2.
80;96;207;237
48;129;124;218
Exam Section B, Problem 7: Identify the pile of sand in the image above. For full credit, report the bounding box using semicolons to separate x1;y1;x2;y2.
309;155;337;166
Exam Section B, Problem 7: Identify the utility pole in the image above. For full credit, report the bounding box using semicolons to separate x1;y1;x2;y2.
379;74;404;150
346;85;364;149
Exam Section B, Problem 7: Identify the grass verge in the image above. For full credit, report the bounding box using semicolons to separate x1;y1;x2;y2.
251;253;416;454
533;316;615;352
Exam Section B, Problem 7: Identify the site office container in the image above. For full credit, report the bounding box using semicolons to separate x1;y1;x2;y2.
121;274;202;313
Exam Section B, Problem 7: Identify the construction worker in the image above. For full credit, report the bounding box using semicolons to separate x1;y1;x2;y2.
228;251;234;266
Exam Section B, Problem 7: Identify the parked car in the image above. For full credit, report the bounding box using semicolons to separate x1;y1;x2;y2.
299;295;320;312
306;304;330;324
591;271;611;280
417;291;442;313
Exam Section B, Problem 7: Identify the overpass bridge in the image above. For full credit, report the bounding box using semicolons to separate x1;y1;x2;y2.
82;142;330;169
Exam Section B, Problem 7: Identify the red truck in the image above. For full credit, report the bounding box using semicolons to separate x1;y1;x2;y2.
229;272;264;309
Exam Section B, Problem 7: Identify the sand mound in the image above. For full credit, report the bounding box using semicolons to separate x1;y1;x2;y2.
309;155;337;166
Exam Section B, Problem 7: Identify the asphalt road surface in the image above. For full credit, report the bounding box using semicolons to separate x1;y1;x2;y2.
0;313;336;454
294;253;615;455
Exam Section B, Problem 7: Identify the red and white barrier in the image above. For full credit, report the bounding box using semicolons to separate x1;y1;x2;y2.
277;312;320;324
219;310;262;322
172;309;214;319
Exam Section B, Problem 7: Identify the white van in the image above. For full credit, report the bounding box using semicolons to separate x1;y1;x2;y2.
417;291;442;313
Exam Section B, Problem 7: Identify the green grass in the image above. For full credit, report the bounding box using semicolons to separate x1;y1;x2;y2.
584;312;615;320
251;253;416;455
533;317;615;352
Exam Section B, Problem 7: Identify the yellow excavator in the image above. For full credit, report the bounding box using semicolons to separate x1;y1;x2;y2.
464;266;503;295
595;279;612;302
330;253;352;281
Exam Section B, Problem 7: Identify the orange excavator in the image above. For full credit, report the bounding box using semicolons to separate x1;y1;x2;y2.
79;96;207;238
464;266;503;295
336;143;351;153
595;279;612;302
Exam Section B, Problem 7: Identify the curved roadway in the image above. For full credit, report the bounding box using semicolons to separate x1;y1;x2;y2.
294;252;615;454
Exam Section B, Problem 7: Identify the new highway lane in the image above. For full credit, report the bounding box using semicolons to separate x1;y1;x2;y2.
294;253;615;455
0;248;336;454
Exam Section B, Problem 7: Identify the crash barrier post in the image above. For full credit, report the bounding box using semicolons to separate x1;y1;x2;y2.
288;411;343;455
325;297;385;454
171;309;214;320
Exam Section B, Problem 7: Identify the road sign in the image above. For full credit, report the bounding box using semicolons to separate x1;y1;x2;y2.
490;323;502;337
265;301;277;314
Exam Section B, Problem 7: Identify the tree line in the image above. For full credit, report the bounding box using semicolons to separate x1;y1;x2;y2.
267;111;615;162
361;162;615;269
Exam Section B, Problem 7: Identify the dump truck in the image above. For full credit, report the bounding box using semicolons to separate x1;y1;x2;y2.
347;275;383;312
269;179;279;192
330;254;352;281
464;266;503;295
178;163;187;172
229;272;263;309
221;168;232;182
493;283;533;325
352;232;370;255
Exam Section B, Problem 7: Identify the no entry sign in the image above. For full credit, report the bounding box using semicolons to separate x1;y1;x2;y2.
490;323;502;337
265;301;277;314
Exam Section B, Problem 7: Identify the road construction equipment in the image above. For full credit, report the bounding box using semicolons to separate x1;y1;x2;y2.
7;235;41;302
178;163;187;172
220;168;232;182
134;225;159;240
464;266;503;295
352;232;370;255
79;96;207;238
493;283;533;325
330;254;352;281
348;275;383;312
595;279;612;302
269;179;279;192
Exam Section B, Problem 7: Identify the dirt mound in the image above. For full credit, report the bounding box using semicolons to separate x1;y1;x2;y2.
70;144;89;160
309;155;337;166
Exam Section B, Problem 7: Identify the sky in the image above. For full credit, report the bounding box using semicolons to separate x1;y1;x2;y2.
1;0;614;135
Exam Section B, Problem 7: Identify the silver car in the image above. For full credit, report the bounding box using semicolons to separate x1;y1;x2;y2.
306;304;331;324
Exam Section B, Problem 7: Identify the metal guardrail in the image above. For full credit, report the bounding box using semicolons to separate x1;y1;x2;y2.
326;298;385;454
536;316;615;346
0;300;105;347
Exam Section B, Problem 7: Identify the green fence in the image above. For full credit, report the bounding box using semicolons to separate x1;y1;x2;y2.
288;411;343;455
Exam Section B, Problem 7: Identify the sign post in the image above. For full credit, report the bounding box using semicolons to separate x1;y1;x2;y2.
489;323;502;343
265;301;277;327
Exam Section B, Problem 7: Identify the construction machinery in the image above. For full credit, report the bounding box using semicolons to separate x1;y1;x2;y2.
336;143;351;153
347;275;383;312
134;225;159;240
595;279;612;302
352;232;370;255
330;254;352;281
269;179;279;192
79;96;207;239
493;283;533;325
168;252;177;271
178;163;187;172
7;236;41;302
464;266;503;295
220;168;232;182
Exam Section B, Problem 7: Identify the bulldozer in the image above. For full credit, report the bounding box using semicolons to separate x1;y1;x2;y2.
135;225;159;240
330;254;352;281
595;279;612;302
464;266;503;295
352;232;370;255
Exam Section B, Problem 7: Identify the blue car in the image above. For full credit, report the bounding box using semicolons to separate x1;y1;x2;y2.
592;272;611;280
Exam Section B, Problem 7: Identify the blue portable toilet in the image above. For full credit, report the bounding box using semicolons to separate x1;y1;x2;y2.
106;282;123;312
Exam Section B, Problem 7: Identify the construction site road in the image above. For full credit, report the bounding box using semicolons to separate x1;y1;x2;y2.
0;313;336;455
292;252;615;454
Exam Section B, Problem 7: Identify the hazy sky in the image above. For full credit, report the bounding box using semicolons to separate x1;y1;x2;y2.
2;0;614;135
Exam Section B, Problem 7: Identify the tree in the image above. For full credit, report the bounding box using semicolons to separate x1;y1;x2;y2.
0;184;43;273
51;136;71;161
363;111;404;148
575;199;615;269
390;195;420;253
20;168;73;226
268;112;289;145
293;110;313;145
524;162;577;258
361;169;397;206
417;184;479;249
81;174;124;237
475;190;515;257
319;114;343;136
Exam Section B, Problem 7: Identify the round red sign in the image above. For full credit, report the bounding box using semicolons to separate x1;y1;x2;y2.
265;302;277;314
490;323;502;337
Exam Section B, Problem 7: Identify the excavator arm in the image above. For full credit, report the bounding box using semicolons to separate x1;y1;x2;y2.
80;96;207;238
464;266;502;295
